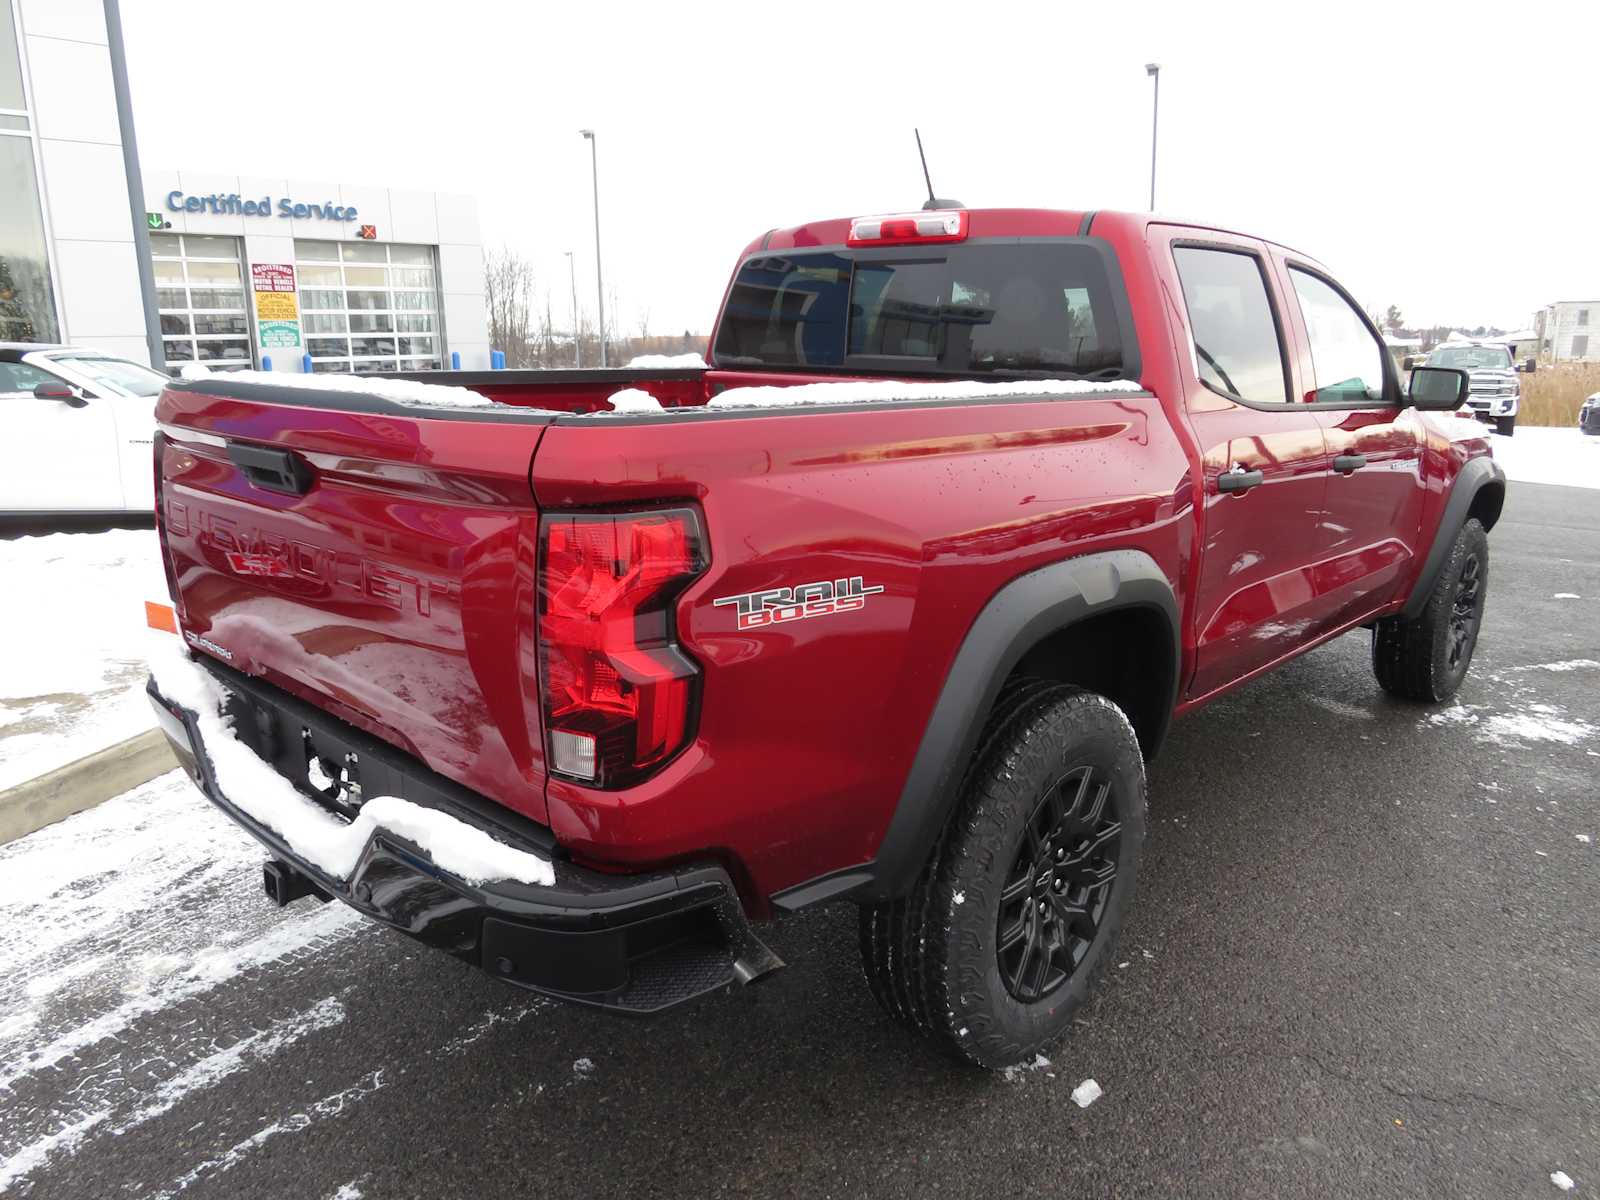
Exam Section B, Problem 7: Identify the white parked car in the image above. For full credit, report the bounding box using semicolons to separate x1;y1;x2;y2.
0;343;170;515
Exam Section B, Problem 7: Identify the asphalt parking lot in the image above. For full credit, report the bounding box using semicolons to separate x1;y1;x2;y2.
2;480;1596;1200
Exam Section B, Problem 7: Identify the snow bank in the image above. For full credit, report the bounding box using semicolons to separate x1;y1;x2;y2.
706;376;1146;410
1486;426;1600;491
146;639;554;887
625;352;706;369
177;368;525;413
0;530;170;790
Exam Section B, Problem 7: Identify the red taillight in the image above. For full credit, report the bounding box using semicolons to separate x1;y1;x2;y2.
538;508;707;787
846;209;968;247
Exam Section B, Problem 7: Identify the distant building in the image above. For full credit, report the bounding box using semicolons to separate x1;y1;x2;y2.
1535;302;1600;362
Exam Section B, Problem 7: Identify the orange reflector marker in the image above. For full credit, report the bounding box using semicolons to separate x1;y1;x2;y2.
145;601;178;634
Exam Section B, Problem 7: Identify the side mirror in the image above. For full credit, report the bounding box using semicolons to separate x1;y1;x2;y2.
1519;358;1536;374
33;380;86;406
1408;365;1470;411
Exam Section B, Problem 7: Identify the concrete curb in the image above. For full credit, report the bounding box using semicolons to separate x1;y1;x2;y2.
0;729;176;846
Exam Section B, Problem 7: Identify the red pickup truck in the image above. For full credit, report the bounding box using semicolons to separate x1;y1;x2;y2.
146;206;1504;1069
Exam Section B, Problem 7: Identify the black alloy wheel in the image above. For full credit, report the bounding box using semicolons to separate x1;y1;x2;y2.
996;764;1122;1003
1448;552;1484;670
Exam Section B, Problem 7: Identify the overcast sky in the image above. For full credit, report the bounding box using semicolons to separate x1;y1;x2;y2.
119;0;1599;337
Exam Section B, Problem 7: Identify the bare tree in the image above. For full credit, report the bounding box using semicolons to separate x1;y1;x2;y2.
484;247;537;368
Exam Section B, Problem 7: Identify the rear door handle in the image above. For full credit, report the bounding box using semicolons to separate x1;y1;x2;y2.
1332;454;1368;474
1216;465;1265;493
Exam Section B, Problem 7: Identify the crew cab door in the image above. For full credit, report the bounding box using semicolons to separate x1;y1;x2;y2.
1273;258;1426;626
1152;230;1331;700
0;359;122;512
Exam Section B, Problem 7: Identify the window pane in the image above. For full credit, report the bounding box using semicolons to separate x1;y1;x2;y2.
299;289;344;309
0;361;56;393
398;336;435;356
0;0;24;110
349;313;393;333
186;260;241;284
341;241;387;263
353;359;399;373
307;338;350;357
1288;269;1385;402
849;261;947;359
350;337;397;356
296;264;341;286
310;360;352;373
181;235;239;259
389;245;431;266
393;291;430;310
295;240;340;262
392;268;434;289
156;287;188;309
148;233;182;257
51;354;170;397
344;265;387;287
1172;247;1287;405
0;134;60;341
396;314;433;332
160;313;191;335
194;313;248;335
345;290;389;311
302;313;347;334
713;245;1122;375
151;258;186;284
0;113;25;130
189;287;244;309
163;339;195;360
196;339;249;362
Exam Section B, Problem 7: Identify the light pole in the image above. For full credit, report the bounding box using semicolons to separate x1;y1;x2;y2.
1145;63;1160;212
579;129;607;367
565;250;580;369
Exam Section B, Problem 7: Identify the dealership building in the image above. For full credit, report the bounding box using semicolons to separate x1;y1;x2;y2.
3;0;490;373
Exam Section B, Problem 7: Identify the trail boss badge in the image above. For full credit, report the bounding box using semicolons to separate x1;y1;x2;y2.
713;577;884;631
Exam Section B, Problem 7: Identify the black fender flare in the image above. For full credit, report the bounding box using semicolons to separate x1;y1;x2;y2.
1400;455;1506;620
771;549;1180;911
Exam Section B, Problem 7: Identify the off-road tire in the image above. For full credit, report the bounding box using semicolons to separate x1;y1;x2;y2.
1372;518;1489;702
858;681;1146;1069
1495;415;1515;437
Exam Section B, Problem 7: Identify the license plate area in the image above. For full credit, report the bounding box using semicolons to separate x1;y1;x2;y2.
222;688;366;820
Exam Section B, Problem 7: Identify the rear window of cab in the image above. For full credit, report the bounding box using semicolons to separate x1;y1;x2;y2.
712;242;1132;379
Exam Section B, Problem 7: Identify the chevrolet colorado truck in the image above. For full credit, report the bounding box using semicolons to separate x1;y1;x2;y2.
146;206;1504;1069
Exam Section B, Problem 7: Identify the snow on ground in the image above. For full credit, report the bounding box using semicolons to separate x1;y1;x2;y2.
0;529;170;789
0;771;365;1189
1485;426;1600;490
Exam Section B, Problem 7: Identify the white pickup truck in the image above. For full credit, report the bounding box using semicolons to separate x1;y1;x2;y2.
0;343;172;516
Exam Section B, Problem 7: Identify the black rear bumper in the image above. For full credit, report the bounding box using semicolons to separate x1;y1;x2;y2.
146;656;780;1015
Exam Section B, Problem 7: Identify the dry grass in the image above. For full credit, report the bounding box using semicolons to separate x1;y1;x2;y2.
1519;362;1600;426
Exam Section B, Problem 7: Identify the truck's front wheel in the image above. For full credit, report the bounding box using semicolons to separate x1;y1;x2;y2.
858;682;1146;1069
1372;517;1489;702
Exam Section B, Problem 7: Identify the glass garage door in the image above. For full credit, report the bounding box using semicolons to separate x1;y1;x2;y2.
148;233;253;369
294;240;443;374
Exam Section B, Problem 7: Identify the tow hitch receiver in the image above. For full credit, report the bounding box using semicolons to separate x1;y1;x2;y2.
263;859;330;907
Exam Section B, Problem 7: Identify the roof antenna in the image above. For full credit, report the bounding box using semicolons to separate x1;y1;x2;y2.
915;129;963;211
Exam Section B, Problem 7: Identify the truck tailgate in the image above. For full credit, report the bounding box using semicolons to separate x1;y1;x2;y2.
155;380;554;823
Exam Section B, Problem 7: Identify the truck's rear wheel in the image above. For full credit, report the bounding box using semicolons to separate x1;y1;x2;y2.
1372;518;1489;702
858;682;1146;1069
